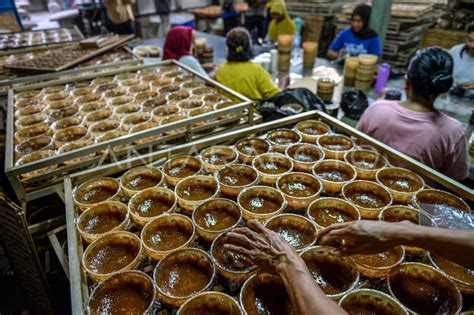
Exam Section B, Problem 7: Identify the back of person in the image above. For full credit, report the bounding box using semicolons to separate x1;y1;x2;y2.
216;27;280;101
216;61;280;100
357;100;467;181
105;0;135;22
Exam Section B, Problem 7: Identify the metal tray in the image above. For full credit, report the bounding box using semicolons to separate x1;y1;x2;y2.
0;26;84;51
0;46;139;95
5;59;255;202
63;110;472;315
4;35;134;72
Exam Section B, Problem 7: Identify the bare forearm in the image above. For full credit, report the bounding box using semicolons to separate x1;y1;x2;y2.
393;223;474;269
277;254;347;315
326;49;338;60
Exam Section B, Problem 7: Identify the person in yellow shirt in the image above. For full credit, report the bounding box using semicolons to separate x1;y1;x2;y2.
267;1;295;42
216;27;281;101
103;0;135;34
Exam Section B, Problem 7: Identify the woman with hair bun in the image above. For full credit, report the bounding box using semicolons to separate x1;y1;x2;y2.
162;26;208;77
216;27;281;101
357;47;468;181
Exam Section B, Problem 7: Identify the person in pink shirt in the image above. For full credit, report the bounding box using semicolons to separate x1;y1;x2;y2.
357;47;468;181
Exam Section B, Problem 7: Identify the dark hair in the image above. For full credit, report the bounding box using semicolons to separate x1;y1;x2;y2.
407;47;454;100
226;27;253;62
460;22;474;58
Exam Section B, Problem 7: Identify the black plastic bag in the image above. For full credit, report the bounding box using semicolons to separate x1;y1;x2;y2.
256;88;327;122
340;89;369;120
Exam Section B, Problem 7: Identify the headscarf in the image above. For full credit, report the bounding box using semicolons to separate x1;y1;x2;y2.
267;2;296;42
351;4;378;40
408;47;453;100
162;26;193;60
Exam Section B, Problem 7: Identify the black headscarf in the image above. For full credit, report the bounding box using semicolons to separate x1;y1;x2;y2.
351;4;378;40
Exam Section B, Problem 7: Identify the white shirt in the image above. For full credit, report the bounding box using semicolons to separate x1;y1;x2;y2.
449;44;474;84
178;55;208;78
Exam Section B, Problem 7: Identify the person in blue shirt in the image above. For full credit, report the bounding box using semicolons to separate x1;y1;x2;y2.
327;4;381;60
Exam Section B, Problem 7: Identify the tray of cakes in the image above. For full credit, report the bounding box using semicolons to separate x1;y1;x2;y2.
62;110;472;315
0;45;139;96
5;59;255;202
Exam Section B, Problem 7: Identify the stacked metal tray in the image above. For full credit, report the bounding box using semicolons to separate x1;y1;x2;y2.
4;35;134;72
5;60;255;202
62;111;472;314
0;46;138;95
0;26;84;50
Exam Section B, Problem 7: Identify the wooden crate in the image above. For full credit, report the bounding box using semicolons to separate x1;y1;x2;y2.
301;16;325;43
421;28;465;49
286;2;344;16
386;25;425;42
391;3;433;18
383;45;419;66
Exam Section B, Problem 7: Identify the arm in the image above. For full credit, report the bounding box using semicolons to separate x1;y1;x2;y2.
463;82;474;89
326;49;339;60
179;56;209;78
278;257;346;315
226;220;347;315
318;220;474;269
327;30;345;60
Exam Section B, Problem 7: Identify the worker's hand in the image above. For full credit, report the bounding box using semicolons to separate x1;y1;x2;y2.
462;82;474;90
338;49;347;58
224;220;299;274
318;220;412;256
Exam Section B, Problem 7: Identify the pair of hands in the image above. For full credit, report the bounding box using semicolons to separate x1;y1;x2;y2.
463;82;474;90
226;219;410;274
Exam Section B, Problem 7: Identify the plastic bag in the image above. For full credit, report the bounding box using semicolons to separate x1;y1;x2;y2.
256;88;327;123
340;89;369;120
427;206;474;229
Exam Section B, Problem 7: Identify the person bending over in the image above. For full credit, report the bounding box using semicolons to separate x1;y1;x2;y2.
357;46;468;182
327;4;381;60
226;219;474;314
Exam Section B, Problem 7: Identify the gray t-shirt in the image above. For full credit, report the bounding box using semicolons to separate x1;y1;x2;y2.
449;44;474;84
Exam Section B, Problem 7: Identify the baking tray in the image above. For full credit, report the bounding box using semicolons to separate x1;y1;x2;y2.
62;110;472;314
0;45;139;95
5;59;255;202
0;26;84;51
4;34;134;72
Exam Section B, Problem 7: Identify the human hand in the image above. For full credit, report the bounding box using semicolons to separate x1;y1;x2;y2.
224;220;300;274
338;50;347;58
462;82;474;90
317;220;413;256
